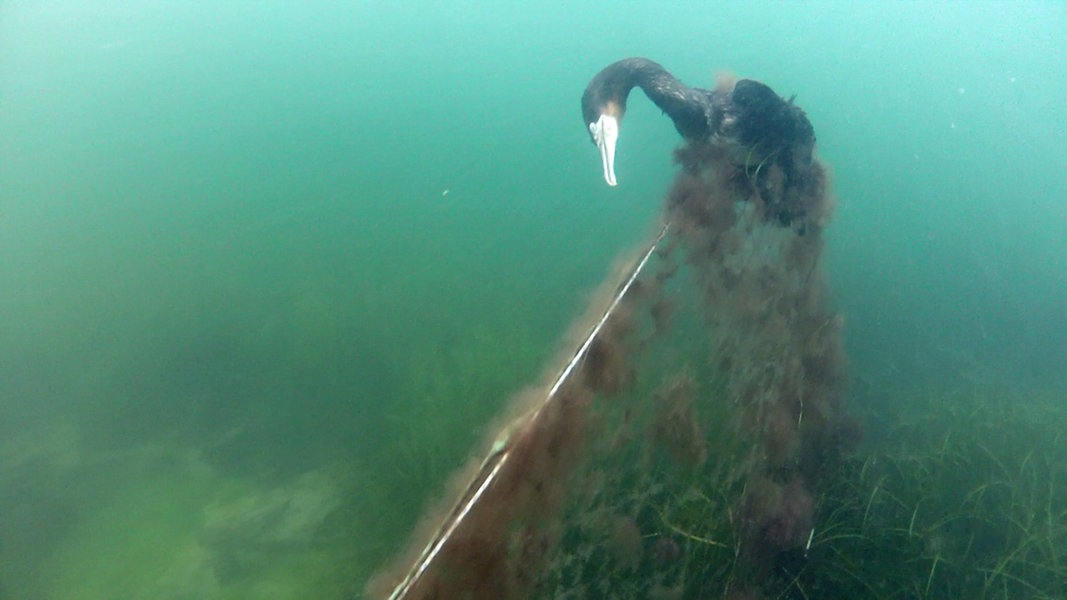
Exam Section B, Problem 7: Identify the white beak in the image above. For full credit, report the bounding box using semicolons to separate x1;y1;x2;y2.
589;114;619;186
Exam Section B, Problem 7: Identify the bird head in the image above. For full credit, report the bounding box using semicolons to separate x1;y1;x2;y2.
588;113;620;187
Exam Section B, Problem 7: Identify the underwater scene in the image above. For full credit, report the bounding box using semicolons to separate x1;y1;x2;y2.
1;2;1064;599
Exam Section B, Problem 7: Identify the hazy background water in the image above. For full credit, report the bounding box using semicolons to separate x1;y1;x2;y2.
1;2;1064;598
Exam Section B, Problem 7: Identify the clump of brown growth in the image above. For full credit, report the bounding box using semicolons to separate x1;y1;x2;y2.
583;308;635;394
659;94;853;586
739;473;815;563
761;404;799;466
649;375;707;468
765;477;814;550
606;514;644;570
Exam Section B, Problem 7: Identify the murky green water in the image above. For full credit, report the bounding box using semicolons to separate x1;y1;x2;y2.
1;2;1064;598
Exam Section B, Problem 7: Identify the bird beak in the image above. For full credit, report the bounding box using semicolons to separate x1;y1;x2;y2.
589;114;619;186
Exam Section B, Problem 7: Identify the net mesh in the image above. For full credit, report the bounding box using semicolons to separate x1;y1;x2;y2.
373;121;853;600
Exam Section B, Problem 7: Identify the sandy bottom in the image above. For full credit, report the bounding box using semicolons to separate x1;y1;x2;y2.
2;424;362;599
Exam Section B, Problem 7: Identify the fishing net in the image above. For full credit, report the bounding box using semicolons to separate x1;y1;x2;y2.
370;89;856;600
